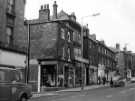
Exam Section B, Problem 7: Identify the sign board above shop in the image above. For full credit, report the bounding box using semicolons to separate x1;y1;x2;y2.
0;49;26;67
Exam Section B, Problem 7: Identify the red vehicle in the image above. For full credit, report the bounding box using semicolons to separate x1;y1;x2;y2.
0;67;32;101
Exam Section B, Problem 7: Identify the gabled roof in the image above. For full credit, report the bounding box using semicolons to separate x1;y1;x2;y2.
57;10;70;20
109;47;119;53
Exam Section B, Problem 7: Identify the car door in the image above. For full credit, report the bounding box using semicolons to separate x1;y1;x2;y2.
0;69;12;101
10;70;24;101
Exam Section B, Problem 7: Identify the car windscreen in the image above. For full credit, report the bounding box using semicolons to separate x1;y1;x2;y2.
0;69;10;82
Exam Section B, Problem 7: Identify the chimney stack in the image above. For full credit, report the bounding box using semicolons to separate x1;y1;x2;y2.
123;46;127;51
53;1;58;19
70;12;76;21
116;43;120;50
39;4;50;20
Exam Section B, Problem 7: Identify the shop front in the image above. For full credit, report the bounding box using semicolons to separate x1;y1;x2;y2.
0;49;26;81
31;60;75;92
74;56;89;87
88;65;97;85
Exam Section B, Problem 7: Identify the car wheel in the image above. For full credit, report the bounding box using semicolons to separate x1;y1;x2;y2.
20;96;27;101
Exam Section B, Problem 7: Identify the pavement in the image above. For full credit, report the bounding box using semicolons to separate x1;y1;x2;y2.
32;84;109;98
30;83;135;101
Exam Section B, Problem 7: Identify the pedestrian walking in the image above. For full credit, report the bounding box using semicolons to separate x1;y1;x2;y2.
110;77;113;87
102;76;106;85
98;76;101;85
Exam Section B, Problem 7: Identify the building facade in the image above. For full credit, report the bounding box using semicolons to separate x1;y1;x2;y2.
111;44;134;79
83;32;116;84
131;53;135;76
0;0;26;47
24;1;88;92
0;0;26;80
97;41;116;80
83;33;98;84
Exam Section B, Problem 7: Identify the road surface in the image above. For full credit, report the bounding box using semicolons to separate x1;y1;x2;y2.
30;83;135;101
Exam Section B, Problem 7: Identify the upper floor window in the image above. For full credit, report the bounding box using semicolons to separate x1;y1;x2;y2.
6;14;14;26
7;0;15;13
60;28;65;39
67;31;71;42
62;47;65;59
73;31;81;43
68;48;71;61
6;26;13;45
74;48;81;58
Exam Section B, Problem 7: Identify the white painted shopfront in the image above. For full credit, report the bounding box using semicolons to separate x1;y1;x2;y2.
0;49;26;67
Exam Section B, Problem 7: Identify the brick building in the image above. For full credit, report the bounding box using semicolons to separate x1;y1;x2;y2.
0;0;26;80
83;33;98;84
110;44;134;79
0;0;26;46
83;31;116;84
131;53;135;76
97;41;116;80
24;1;88;92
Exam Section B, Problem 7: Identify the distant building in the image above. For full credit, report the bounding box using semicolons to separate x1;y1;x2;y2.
0;0;26;80
83;32;98;84
97;40;116;80
24;1;88;92
110;44;134;78
83;31;116;84
132;53;135;76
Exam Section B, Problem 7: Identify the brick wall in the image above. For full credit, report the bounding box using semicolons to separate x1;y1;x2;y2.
0;0;25;47
0;0;7;43
27;22;58;59
13;0;25;46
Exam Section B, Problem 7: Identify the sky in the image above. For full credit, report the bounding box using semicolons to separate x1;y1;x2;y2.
25;0;135;52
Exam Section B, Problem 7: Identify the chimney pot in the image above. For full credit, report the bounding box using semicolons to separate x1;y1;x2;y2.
41;5;43;10
44;5;47;9
53;1;58;19
39;4;50;20
47;4;49;9
116;43;120;50
54;1;56;4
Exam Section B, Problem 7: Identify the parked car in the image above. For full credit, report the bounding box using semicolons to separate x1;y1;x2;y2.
111;76;126;87
0;67;32;101
130;77;135;83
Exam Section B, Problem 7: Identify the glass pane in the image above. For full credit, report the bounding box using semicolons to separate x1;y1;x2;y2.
6;27;12;36
61;28;65;39
12;70;22;82
0;71;5;81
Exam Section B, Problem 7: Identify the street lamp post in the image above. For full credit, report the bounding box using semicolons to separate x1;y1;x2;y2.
81;13;100;90
25;20;30;84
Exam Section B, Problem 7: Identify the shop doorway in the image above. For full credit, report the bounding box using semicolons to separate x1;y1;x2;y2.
41;65;56;87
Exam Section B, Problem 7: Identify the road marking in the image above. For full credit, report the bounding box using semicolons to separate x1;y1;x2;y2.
129;88;135;90
58;98;67;101
71;95;76;98
79;94;86;96
106;95;113;98
120;90;126;94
